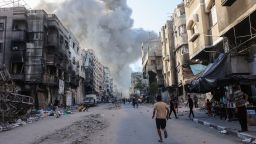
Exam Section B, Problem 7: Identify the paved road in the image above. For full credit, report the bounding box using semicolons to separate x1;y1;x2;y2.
0;104;242;144
90;104;241;144
0;105;107;144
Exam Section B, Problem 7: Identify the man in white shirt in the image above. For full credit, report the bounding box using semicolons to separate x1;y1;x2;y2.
152;95;169;142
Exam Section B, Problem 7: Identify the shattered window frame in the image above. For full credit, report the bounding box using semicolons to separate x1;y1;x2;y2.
0;43;3;53
0;23;4;31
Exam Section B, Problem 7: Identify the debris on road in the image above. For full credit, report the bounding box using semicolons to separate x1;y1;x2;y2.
32;114;107;144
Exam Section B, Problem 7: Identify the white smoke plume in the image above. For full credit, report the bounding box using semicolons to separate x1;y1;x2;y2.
36;0;157;95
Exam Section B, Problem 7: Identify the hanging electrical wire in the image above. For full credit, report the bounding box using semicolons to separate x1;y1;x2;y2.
0;0;31;9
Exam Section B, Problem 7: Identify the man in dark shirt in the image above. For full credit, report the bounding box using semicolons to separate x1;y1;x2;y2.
169;96;178;119
233;85;248;132
187;95;194;119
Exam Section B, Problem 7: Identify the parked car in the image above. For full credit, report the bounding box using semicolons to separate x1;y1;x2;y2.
84;94;97;106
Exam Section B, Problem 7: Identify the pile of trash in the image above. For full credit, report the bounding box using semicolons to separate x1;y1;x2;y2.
0;107;76;133
0;116;39;132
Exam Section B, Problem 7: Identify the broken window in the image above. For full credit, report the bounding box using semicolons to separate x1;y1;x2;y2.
0;43;3;53
73;42;75;48
0;23;4;31
60;35;63;44
72;57;75;64
12;20;27;31
65;40;69;49
179;25;186;35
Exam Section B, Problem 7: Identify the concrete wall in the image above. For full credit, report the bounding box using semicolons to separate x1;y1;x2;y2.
185;0;209;59
215;0;256;35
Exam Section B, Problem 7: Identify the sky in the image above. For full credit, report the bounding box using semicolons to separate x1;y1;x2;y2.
127;0;182;71
127;0;181;32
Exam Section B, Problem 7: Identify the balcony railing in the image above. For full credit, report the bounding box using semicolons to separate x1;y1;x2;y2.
12;31;26;41
0;92;34;105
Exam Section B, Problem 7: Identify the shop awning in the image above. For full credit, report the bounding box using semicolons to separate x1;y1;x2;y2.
185;53;229;93
185;53;256;93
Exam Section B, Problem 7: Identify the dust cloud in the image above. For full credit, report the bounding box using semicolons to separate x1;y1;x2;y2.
36;0;157;95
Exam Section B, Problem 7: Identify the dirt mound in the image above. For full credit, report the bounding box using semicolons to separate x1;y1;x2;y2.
33;114;107;144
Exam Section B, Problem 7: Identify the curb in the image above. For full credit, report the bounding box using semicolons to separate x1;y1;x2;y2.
192;118;256;143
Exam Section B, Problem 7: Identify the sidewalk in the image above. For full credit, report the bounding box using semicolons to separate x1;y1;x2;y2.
181;107;256;143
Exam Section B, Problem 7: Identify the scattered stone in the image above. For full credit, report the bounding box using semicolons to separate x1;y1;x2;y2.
32;114;107;144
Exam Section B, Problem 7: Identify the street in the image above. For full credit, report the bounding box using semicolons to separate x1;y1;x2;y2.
90;104;241;144
0;104;241;144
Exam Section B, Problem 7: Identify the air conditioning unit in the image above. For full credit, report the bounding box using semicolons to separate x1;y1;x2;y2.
221;0;236;6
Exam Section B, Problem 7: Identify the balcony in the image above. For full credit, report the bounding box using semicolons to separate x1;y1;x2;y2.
221;0;236;6
42;75;58;86
12;7;28;20
12;51;24;63
47;34;58;47
12;31;27;41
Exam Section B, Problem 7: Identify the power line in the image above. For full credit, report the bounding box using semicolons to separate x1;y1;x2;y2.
0;0;31;9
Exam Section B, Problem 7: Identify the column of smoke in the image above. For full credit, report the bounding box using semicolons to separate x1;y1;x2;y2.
37;0;157;95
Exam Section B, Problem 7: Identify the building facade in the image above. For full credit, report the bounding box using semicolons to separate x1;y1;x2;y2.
0;7;85;108
160;20;177;90
141;38;164;97
83;49;105;99
173;3;191;99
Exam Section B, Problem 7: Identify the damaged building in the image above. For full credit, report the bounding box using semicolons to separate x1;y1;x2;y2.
0;7;85;109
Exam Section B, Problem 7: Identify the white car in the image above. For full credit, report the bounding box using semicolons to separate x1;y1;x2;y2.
84;94;97;106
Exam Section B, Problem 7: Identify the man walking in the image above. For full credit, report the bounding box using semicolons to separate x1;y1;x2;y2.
187;95;194;119
152;95;169;143
233;85;248;132
169;96;178;119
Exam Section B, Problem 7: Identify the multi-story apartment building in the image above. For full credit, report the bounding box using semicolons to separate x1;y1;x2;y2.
185;0;256;97
94;60;104;98
0;7;83;108
83;49;105;99
160;20;177;96
103;66;113;101
84;49;95;94
142;38;164;95
215;0;256;96
130;72;147;96
185;0;224;63
67;32;84;104
173;3;191;99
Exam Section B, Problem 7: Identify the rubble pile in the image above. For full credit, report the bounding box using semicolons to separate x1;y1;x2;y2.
0;107;76;133
33;114;106;144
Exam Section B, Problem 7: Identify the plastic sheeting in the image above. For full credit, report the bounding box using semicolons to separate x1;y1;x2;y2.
186;53;256;93
190;64;207;75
